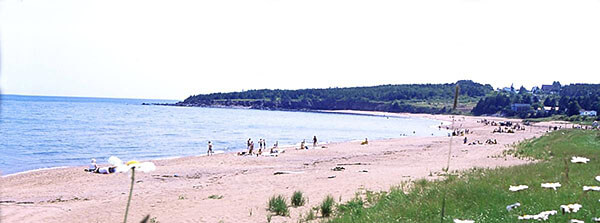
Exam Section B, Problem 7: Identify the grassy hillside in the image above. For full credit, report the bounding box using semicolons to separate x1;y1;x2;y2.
326;129;600;222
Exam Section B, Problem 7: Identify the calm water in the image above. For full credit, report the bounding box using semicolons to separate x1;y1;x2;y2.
0;95;447;175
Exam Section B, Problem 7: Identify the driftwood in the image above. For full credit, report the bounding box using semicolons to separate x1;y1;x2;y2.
273;171;304;175
336;162;370;166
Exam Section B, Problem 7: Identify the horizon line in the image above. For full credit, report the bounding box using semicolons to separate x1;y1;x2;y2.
0;93;179;102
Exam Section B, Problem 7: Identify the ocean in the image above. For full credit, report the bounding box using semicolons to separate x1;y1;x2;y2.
0;94;448;175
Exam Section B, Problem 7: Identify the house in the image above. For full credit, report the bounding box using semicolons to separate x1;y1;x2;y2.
542;106;560;113
502;87;513;93
580;110;597;116
541;85;560;93
511;103;532;112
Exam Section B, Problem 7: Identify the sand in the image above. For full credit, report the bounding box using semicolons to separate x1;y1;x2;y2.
0;113;565;223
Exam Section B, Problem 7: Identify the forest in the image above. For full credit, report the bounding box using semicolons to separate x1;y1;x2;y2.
177;80;493;114
176;81;599;120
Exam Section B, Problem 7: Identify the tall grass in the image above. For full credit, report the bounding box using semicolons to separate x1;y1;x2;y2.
329;129;600;222
291;191;307;207
320;195;335;217
267;194;289;216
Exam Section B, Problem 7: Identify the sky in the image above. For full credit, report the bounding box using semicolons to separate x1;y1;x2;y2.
1;0;599;100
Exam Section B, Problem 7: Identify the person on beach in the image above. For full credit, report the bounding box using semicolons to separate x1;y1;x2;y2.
464;137;468;144
207;141;214;156
85;159;98;172
300;140;306;150
96;166;117;174
258;139;262;151
361;138;368;145
258;139;263;155
249;140;254;155
271;141;278;153
313;136;317;148
247;138;251;150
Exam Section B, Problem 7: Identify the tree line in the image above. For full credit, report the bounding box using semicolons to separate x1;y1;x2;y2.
178;80;493;113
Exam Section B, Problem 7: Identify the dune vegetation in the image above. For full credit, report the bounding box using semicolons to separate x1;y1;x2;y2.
327;129;600;222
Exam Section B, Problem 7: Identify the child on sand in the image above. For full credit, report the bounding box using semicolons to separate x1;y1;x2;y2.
207;141;214;156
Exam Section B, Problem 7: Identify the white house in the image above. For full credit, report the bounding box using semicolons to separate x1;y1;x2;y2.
580;110;597;116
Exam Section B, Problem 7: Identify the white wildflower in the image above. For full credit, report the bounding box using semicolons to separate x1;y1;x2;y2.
570;219;584;223
584;186;600;192
453;219;474;223
541;182;561;190
571;156;590;163
518;210;557;221
560;203;582;213
108;156;124;166
107;156;156;173
509;185;529;192
593;217;600;222
595;176;600;182
127;161;156;173
506;202;520;211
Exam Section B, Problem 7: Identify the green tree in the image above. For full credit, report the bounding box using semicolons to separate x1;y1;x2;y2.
567;100;582;116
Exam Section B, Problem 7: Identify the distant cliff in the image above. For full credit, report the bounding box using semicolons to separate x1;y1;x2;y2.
173;80;492;114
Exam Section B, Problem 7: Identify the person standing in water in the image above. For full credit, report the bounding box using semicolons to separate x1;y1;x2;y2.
313;136;318;148
207;141;214;156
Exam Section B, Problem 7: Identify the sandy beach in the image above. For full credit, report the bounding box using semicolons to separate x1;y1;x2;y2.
0;113;565;223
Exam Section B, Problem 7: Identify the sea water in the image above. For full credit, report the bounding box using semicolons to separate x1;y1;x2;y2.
0;94;448;175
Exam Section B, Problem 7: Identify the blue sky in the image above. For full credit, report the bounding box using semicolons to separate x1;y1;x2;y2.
1;0;599;100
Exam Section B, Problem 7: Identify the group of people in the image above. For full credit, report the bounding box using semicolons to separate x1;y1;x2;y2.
451;129;471;136
84;159;116;174
463;136;498;145
464;138;497;146
493;127;515;133
298;136;318;150
235;138;280;156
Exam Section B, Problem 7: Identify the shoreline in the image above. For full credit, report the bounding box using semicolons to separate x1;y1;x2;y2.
1;113;565;223
0;110;447;177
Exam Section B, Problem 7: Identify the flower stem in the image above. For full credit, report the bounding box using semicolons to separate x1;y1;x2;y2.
124;167;135;223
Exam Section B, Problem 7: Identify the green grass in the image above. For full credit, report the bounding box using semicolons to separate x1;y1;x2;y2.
329;129;600;222
267;194;289;216
321;195;335;217
291;191;307;207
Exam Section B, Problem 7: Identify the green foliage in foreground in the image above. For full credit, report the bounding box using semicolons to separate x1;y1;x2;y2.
320;195;336;217
329;129;600;222
268;194;289;216
291;191;307;207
